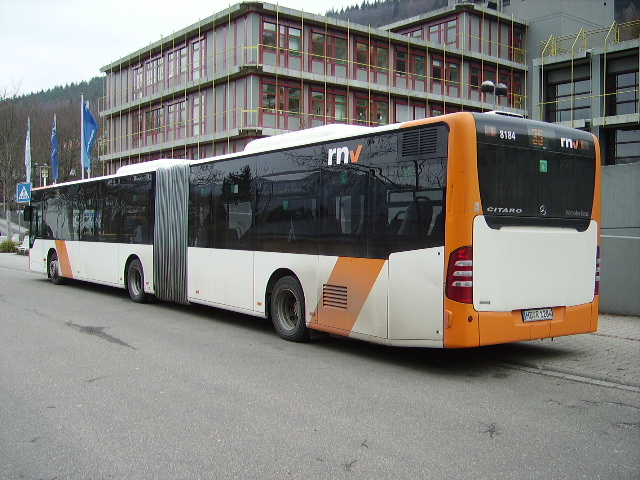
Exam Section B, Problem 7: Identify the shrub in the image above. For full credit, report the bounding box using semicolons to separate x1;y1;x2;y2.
0;240;17;253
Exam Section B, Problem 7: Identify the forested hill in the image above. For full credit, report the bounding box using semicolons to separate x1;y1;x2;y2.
12;76;102;110
326;0;447;27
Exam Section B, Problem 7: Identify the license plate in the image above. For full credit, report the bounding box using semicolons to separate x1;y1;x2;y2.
522;308;554;322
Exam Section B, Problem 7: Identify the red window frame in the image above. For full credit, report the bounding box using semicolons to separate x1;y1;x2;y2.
261;80;302;129
354;38;389;82
191;37;206;81
168;46;187;87
395;48;426;88
431;56;460;95
310;88;348;124
191;92;206;137
394;100;427;123
355;94;388;126
167;100;186;140
310;30;348;75
132;66;143;100
428;18;458;47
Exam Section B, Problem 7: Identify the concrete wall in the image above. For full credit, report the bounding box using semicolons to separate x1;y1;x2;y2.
503;0;615;117
599;162;640;315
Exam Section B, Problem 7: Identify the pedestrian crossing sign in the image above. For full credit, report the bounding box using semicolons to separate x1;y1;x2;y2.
17;182;32;204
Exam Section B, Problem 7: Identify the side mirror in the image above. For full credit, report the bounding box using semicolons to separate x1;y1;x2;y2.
23;206;33;222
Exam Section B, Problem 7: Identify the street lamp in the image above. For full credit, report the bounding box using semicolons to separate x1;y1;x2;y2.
34;163;49;187
481;80;508;111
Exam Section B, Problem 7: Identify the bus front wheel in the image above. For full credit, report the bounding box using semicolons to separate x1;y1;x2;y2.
49;251;65;285
127;259;148;303
270;276;310;342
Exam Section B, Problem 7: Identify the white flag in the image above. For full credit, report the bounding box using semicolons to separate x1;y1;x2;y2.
25;117;31;183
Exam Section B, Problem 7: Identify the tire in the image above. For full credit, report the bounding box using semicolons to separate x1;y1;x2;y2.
127;259;148;303
270;276;310;342
49;251;65;285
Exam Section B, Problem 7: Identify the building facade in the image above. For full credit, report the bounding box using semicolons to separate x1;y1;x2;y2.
100;0;639;315
100;1;527;173
530;19;640;316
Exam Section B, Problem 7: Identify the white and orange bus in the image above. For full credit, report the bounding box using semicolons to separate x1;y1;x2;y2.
25;112;601;347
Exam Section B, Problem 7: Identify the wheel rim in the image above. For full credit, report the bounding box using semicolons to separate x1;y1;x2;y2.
275;288;299;332
50;256;58;279
130;268;142;297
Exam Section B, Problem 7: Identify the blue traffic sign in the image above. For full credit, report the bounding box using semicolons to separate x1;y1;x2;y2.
17;182;32;203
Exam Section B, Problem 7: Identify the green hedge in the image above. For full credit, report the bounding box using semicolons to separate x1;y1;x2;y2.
0;240;17;253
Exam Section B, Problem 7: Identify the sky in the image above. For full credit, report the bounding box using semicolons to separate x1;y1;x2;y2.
0;0;352;96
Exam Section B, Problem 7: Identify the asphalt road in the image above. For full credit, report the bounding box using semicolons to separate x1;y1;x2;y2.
1;254;638;479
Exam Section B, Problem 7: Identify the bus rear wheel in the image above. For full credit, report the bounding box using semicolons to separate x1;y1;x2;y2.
49;251;65;285
270;276;309;342
127;259;148;303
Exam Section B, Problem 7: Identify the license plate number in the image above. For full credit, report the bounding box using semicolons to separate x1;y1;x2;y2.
522;308;554;322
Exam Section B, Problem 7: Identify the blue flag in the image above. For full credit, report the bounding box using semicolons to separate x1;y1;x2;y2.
51;116;59;182
82;101;98;170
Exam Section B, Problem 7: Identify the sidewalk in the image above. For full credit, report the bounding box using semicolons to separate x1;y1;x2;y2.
484;314;640;390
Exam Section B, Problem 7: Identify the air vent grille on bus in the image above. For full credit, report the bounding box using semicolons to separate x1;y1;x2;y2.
399;125;448;161
401;129;438;157
323;284;348;310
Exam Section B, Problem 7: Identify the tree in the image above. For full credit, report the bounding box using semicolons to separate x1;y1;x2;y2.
0;85;28;237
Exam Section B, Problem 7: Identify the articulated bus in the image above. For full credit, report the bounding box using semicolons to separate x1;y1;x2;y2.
25;112;601;348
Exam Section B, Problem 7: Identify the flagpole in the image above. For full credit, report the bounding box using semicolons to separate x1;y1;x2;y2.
86;101;91;179
81;94;85;180
25;117;31;183
52;114;57;184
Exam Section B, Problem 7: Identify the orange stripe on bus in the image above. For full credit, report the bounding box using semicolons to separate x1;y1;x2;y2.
314;257;386;334
54;240;73;278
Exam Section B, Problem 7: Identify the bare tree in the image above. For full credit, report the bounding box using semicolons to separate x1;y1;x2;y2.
0;85;27;237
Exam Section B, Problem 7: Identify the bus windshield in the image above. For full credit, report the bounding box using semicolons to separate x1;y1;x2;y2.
474;114;596;230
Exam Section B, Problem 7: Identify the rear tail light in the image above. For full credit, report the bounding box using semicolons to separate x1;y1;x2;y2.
446;246;473;304
594;246;600;295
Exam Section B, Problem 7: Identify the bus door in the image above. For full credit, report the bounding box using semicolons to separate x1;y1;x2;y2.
386;188;446;342
25;200;46;273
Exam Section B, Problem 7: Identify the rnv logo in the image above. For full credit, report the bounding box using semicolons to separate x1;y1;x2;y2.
327;145;363;165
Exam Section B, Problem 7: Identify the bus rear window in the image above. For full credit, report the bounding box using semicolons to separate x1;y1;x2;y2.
474;115;596;230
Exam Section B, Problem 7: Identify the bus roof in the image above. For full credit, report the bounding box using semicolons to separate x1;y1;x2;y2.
243;124;373;153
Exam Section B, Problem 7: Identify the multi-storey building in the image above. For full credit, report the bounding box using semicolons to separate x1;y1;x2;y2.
100;1;527;173
100;0;639;315
530;19;640;316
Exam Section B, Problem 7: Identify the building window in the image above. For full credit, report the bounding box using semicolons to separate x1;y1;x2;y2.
132;110;143;148
432;56;460;94
261;81;302;129
546;77;591;122
395;101;426;123
311;89;348;123
191;38;206;80
355;40;389;82
470;64;496;90
511;27;524;63
607;70;638;116
145;56;164;93
145;106;164;143
262;21;302;55
430;103;460;117
606;127;640;165
395;49;426;88
428;19;458;47
355;95;388;125
311;31;347;66
191;93;206;136
132;66;143;100
168;46;187;86
168;100;186;140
